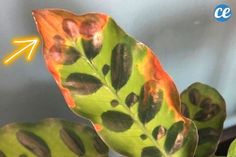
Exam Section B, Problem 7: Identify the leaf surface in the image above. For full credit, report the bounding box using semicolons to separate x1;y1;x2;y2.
0;118;108;157
227;139;236;157
33;9;198;157
181;82;226;157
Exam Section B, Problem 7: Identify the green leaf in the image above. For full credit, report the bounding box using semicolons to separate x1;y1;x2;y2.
181;82;226;157
227;139;236;157
33;9;198;157
0;118;108;157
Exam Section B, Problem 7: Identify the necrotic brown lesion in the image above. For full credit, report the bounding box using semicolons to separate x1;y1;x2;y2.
62;18;80;37
48;35;81;65
79;17;100;38
138;80;163;124
152;125;166;140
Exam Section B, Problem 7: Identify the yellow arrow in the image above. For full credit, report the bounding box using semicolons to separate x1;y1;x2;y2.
3;37;40;65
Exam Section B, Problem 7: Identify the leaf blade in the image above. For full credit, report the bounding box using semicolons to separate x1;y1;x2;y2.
227;139;236;157
33;9;198;157
0;118;108;157
181;82;226;157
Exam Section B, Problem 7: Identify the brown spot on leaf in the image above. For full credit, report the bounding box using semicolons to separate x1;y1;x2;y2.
62;18;79;37
138;80;163;124
165;121;185;154
49;35;80;65
53;35;65;44
152;125;166;140
80;17;100;38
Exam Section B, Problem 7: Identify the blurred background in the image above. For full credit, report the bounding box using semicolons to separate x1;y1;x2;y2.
0;1;236;155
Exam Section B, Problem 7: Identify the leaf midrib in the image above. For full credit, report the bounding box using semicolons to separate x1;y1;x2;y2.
81;55;168;157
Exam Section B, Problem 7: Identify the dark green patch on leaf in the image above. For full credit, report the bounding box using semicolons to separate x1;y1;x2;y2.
125;92;139;107
16;130;51;157
165;121;185;154
111;43;132;91
101;111;133;132
93;136;109;154
194;103;220;121
64;73;102;95
110;99;119;107
152;125;166;140
83;126;97;136
181;103;190;118
189;88;201;105
82;126;108;154
102;64;110;76
140;134;147;140
82;38;102;60
141;146;162;157
138;81;163;124
198;128;219;145
19;154;27;157
0;151;6;157
199;98;212;108
60;128;85;156
64;47;81;65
